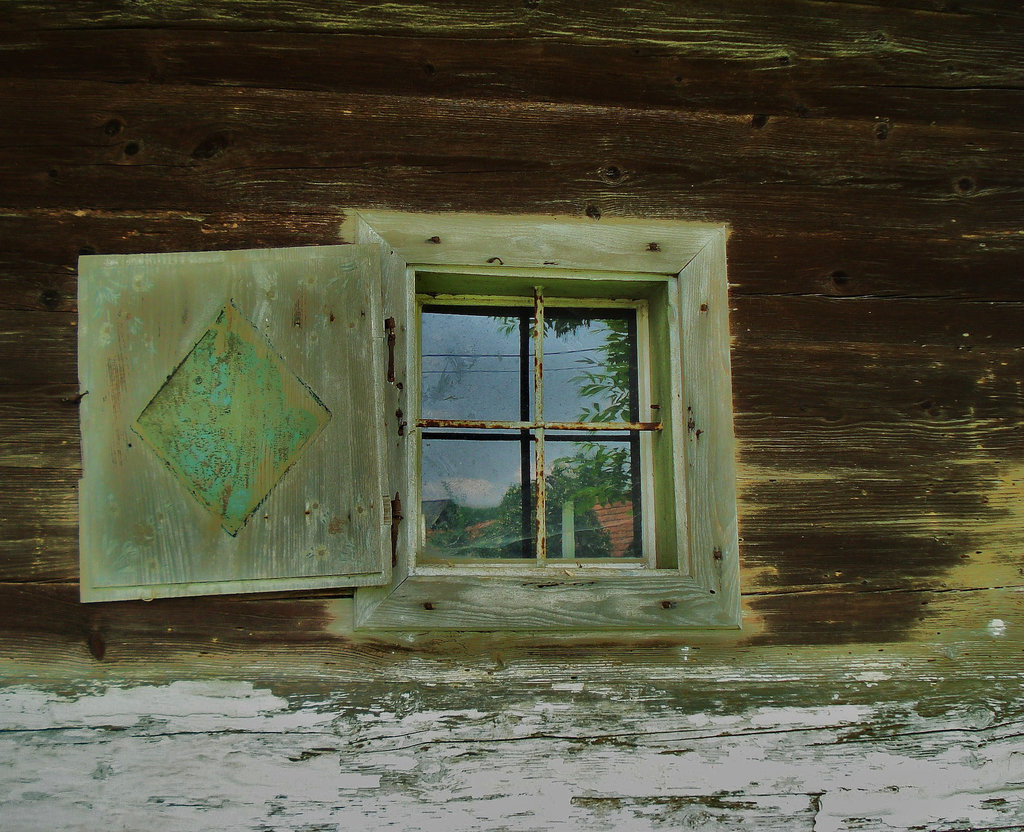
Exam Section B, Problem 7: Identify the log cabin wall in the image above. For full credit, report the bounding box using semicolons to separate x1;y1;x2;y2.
1;2;1022;829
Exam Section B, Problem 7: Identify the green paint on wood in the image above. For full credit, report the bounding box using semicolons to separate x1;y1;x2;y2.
133;302;331;535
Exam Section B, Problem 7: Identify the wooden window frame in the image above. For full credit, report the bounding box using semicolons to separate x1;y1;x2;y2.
347;211;740;631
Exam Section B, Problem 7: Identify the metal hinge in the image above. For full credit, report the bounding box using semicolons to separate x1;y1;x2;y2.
384;316;396;383
389;492;403;568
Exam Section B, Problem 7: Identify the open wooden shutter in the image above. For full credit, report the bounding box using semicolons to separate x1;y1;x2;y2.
78;246;390;601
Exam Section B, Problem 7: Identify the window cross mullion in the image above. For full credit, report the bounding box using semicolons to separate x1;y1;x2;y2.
518;309;532;560
533;287;546;562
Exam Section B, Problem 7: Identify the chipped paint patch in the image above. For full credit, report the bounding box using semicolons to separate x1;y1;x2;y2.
854;671;892;683
0;683;1022;831
133;302;331;535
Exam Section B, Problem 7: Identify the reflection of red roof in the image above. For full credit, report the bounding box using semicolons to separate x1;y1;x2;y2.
593;501;635;557
465;520;494;539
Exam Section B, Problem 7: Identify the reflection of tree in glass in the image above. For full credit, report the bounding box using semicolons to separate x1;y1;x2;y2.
491;443;635;558
496;313;633;422
498;313;636;557
570;317;632;423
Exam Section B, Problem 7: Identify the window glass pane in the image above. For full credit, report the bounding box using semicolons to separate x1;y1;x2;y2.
543;308;638;423
421;306;533;421
421;435;535;560
544;436;641;559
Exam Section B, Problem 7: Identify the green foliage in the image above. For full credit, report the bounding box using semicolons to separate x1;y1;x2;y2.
572;316;632;423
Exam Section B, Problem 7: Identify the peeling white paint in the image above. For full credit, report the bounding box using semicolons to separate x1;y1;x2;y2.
853;671;892;683
0;681;300;732
988;618;1008;637
0;682;1022;832
747;705;870;729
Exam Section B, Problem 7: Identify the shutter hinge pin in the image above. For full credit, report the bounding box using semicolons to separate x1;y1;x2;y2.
390;492;403;567
384;316;396;383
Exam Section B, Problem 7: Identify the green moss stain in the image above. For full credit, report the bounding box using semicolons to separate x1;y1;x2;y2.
133;303;330;535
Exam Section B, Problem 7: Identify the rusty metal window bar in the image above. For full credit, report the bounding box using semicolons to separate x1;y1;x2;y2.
416;289;661;566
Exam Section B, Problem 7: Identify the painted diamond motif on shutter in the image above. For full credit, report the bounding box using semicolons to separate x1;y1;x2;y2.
133;302;331;535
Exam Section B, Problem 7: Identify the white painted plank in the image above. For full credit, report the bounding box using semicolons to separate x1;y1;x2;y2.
1;680;1022;832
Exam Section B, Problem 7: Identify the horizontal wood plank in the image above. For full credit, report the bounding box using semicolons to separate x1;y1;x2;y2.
5;216;1024;309
0;311;76;385
0;80;1020;235
0;468;78;582
2;294;1019;594
733;295;1024;350
3;0;1021;47
0;384;81;468
1;629;1023;831
0;29;1020;131
0;582;1020;676
4;454;1019;595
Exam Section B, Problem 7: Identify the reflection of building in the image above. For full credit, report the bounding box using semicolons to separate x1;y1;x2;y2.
420;499;455;533
591;501;634;558
553;499;635;560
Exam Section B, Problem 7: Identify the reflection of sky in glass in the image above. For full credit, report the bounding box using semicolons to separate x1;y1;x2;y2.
421;309;531;421
421;306;633;424
421;436;534;559
421;434;526;508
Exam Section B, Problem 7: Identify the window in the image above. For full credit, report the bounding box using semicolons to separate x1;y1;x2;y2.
350;211;740;631
77;212;739;631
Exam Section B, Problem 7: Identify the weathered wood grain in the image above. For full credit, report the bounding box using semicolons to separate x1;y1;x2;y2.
3;0;1021;50
78;246;391;601
0;0;1021;824
0;468;78;582
0;670;1022;832
735;295;1024;350
0;211;346;307
0;384;81;468
0;582;1020;673
729;229;1024;302
0;29;1021;131
734;345;1023;425
5;215;1024;308
0;311;76;385
13;159;1021;237
0;81;1020;236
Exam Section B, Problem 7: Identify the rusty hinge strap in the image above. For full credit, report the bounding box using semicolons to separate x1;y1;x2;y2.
384;316;396;383
390;492;403;568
